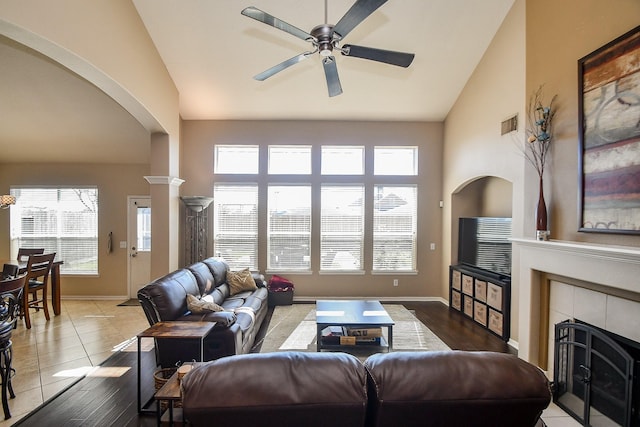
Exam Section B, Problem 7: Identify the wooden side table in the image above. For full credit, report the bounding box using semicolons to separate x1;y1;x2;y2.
155;362;203;426
137;321;216;415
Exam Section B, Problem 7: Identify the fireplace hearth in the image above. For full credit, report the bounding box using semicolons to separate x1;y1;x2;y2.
554;319;639;427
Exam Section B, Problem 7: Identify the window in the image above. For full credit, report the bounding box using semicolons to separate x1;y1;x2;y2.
214;145;259;174
321;185;365;271
269;145;311;175
268;146;311;174
213;184;258;270
374;147;418;175
10;187;98;275
372;185;417;271
267;186;311;271
321;146;364;175
212;144;419;274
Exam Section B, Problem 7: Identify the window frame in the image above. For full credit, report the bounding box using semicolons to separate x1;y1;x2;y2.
9;186;99;276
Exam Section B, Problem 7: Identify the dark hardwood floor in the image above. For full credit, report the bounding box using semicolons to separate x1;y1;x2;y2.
13;301;516;426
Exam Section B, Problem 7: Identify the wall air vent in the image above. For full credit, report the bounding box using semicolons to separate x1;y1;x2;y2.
501;115;518;135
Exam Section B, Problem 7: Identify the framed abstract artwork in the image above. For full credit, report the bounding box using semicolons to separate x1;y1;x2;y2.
578;25;640;234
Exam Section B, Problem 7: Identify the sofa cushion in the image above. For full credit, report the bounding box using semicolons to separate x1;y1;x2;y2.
186;294;224;313
182;352;368;427
227;268;257;295
187;262;216;296
364;351;551;427
202;257;228;286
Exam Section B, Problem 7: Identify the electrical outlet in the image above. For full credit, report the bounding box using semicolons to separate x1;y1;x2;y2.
430;243;436;250
393;279;398;287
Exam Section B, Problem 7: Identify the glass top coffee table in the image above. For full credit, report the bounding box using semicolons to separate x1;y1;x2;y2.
316;300;394;352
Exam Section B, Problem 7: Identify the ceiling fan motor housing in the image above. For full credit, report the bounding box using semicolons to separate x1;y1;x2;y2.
311;24;335;57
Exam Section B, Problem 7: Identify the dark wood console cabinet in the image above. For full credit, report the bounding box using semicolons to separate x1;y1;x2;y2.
449;265;511;341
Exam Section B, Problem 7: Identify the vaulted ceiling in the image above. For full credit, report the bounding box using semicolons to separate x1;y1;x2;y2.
0;0;515;164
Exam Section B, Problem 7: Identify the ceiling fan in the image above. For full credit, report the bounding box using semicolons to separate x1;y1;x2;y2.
241;0;415;97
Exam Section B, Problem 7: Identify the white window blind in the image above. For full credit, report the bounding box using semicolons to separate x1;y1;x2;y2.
320;185;364;271
267;185;311;271
372;185;417;271
10;187;98;275
213;184;258;270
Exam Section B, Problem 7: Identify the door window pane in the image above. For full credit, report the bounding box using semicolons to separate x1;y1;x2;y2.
137;207;151;251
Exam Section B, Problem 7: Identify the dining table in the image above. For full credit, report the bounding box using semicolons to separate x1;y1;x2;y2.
1;258;64;316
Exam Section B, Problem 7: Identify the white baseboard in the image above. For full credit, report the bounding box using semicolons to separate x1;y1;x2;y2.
292;296;448;305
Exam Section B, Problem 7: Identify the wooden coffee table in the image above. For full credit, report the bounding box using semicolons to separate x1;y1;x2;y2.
316;300;394;352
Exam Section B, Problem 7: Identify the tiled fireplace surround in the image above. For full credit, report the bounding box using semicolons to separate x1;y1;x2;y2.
512;238;640;375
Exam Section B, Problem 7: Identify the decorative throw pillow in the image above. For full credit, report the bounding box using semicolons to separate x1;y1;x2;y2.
227;268;257;295
186;293;224;313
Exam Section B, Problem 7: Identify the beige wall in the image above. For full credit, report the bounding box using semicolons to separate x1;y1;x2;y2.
0;163;150;298
1;1;183;278
443;0;526;344
444;0;640;346
181;120;444;299
526;0;640;246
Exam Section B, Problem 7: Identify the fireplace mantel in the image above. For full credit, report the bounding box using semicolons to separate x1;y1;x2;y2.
511;238;640;365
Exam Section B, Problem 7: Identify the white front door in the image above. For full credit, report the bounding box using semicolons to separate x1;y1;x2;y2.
128;196;152;299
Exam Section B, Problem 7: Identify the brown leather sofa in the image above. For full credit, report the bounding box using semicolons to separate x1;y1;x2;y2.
181;350;551;427
137;257;268;367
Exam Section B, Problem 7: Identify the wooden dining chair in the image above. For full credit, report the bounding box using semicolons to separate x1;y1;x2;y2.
21;253;55;329
0;274;25;419
16;248;44;262
1;265;18;281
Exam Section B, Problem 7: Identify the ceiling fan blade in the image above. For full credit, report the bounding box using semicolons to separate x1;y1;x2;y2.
241;6;314;42
254;52;313;81
322;56;343;97
342;44;414;67
333;0;388;39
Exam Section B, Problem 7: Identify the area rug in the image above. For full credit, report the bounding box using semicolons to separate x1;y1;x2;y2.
259;304;450;355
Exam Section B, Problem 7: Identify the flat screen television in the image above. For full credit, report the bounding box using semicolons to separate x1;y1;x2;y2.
458;217;512;277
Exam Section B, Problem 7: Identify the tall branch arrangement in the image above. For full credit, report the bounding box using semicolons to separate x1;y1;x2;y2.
524;86;557;178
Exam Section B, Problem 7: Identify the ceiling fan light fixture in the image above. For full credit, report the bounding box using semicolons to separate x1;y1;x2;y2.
242;0;415;96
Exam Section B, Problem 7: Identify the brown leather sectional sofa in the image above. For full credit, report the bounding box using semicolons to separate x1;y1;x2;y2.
137;257;268;367
181;350;551;427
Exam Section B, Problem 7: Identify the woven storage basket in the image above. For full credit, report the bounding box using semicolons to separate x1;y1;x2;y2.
153;367;183;411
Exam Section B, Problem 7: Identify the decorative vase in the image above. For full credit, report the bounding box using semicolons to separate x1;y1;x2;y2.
536;176;549;241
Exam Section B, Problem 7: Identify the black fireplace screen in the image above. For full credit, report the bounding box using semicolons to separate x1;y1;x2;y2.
554;320;637;427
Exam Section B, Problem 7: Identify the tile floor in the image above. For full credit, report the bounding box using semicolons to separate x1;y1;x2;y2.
0;300;582;426
1;300;149;426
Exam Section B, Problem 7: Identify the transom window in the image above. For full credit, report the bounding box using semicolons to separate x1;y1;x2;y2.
374;146;418;175
321;146;364;175
214;145;259;174
10;187;98;275
268;146;311;175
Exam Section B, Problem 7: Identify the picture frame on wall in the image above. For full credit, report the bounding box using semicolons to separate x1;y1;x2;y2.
578;24;640;234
